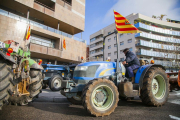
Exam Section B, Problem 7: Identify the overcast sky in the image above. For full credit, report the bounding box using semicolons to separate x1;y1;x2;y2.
75;0;180;45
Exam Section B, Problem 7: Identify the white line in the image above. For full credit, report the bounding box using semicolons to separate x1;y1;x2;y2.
169;115;180;120
72;9;85;19
76;0;85;6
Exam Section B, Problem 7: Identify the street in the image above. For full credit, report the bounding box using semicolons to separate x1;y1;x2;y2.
0;88;180;120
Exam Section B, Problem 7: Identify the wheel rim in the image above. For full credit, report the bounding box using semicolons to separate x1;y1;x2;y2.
91;85;114;111
53;79;61;89
152;74;166;99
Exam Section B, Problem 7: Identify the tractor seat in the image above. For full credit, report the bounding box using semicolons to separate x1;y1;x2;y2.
139;60;145;66
133;69;138;74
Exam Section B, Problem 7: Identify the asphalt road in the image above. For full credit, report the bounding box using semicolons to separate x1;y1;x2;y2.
0;88;180;120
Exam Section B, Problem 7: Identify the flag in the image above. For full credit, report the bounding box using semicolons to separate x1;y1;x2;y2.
63;38;66;50
114;10;140;33
26;26;31;40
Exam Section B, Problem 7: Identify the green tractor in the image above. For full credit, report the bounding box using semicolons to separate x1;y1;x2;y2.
0;40;43;109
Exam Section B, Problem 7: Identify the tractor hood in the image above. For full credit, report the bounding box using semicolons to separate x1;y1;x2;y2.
73;61;125;84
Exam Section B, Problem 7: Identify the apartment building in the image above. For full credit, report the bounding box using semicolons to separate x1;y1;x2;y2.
89;13;180;72
0;0;86;64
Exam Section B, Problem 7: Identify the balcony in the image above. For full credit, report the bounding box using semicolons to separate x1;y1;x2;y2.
154;60;180;68
136;40;180;52
0;8;86;43
134;22;180;36
135;32;180;44
90;44;103;51
56;0;72;11
30;43;61;57
136;49;179;59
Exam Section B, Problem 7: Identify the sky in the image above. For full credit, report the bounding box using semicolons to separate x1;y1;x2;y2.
75;0;180;45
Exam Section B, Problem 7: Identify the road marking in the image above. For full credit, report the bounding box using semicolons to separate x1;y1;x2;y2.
168;99;180;105
169;115;180;120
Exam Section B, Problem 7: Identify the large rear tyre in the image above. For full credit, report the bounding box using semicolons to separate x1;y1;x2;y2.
9;69;43;105
140;67;169;106
67;95;82;105
0;59;14;110
82;78;119;117
49;75;62;91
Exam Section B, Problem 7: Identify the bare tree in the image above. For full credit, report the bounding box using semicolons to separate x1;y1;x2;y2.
152;15;157;18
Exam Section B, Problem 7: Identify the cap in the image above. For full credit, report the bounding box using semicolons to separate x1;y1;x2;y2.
123;48;129;52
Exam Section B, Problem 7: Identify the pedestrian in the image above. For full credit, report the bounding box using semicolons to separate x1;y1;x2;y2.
106;57;111;62
122;48;140;83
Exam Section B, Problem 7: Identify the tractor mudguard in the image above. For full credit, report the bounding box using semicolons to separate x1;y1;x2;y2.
135;64;165;89
0;51;15;64
22;58;43;70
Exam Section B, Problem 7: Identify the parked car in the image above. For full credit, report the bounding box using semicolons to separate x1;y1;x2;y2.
42;64;77;91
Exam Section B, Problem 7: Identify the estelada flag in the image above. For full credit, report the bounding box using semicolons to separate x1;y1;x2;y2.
114;10;140;33
63;38;66;50
26;26;31;40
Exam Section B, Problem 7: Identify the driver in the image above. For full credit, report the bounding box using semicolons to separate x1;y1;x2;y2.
122;48;140;83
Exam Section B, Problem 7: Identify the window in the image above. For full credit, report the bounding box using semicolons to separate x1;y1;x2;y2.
128;39;132;43
114;44;117;47
108;53;111;56
120;50;123;54
108;45;111;49
129;47;133;51
114;51;117;55
108;38;111;42
114;36;116;40
120;41;124;45
120;34;123;38
108;32;111;35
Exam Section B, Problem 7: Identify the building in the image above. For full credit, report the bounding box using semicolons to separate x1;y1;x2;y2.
89;13;180;72
0;0;86;64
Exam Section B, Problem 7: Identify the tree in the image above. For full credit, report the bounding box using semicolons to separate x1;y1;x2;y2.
152;15;157;18
157;14;167;20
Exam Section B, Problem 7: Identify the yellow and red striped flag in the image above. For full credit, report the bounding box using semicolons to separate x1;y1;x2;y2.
26;26;31;40
114;10;140;33
63;38;66;50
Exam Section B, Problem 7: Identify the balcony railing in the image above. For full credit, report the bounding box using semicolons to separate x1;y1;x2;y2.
135;32;180;44
154;60;180;67
0;8;86;43
136;49;179;59
136;40;180;51
134;22;180;36
34;0;55;11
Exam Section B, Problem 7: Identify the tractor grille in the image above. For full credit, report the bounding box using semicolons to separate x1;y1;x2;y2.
73;65;99;77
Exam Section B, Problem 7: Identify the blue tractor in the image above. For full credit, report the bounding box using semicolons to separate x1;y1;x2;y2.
60;31;169;117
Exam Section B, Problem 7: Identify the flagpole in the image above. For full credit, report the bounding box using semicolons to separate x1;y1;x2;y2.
115;30;120;85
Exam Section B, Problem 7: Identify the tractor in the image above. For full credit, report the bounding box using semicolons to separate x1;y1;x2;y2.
0;40;43;110
60;31;169;117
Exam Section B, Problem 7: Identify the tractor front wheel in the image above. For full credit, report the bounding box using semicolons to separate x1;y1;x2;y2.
140;67;169;106
49;75;62;91
82;78;119;117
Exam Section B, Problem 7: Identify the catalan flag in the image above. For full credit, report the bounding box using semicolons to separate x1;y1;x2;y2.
26;26;31;40
114;10;140;33
63;38;66;50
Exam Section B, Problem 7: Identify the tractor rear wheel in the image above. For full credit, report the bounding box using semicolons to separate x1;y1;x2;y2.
140;67;169;106
82;78;119;117
9;69;43;105
0;59;14;110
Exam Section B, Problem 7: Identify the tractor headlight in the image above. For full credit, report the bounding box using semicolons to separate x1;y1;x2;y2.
75;66;88;71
